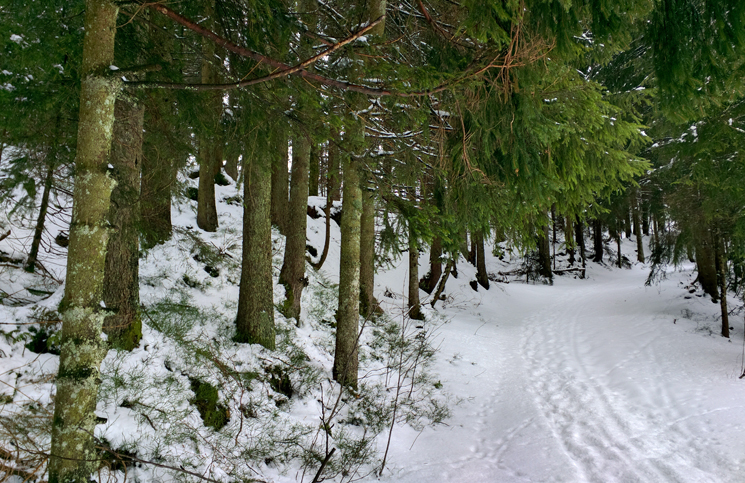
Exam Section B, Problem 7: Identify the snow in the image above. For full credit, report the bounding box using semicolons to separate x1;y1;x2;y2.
1;170;745;482
375;256;745;482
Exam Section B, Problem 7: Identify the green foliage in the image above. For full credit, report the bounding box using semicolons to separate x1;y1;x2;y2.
188;377;229;431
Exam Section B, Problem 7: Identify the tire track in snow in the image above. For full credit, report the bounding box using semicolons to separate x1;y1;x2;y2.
520;284;725;482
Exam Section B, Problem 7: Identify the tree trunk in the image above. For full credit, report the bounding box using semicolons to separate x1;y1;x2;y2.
102;97;144;351
642;201;650;235
26;114;60;273
140;92;173;249
430;259;453;308
50;2;119;481
475;230;490;289
279;134;310;323
408;226;424;320
624;208;632;239
224;155;239;181
566;216;575;266
312;186;332;271
235;152;275;349
632;189;645;263
616;229;623;268
270;133;289;234
715;237;729;338
333;155;362;388
537;223;552;280
359;187;377;317
695;229;719;301
309;143;319;197
420;236;442;294
468;232;477;266
592;219;604;263
327;134;341;202
551;205;557;271
575;217;586;277
196;0;221;233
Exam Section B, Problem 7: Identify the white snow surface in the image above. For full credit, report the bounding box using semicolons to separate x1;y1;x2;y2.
0;180;744;482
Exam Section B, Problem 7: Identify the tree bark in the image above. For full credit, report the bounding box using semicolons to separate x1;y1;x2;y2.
224;155;239;181
140;92;173;248
309;143;319;197
359;187;378;317
566;216;575;266
235;152;275;349
270;134;289;234
408;225;424;320
475;230;490;289
195;0;221;233
333;154;362;388
420;236;442;294
430;259;453;308
592;219;603;263
632;189;645;263
695;228;719;301
537;223;552;280
102;97;144;351
575;217;586;277
26;114;60;273
715;237;729;338
327;134;341;202
279;134;310;323
50;1;119;481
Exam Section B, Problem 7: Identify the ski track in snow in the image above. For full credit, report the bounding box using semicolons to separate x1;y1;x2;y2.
520;276;731;483
380;259;745;483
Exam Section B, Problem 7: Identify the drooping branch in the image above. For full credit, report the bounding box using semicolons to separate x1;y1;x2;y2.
129;1;543;97
128;2;394;95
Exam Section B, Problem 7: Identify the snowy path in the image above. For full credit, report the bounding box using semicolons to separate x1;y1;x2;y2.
378;262;745;483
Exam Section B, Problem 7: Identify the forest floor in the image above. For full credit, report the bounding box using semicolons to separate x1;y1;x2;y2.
1;178;744;482
375;239;745;483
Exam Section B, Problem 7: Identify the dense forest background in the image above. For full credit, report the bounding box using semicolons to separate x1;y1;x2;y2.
1;0;745;481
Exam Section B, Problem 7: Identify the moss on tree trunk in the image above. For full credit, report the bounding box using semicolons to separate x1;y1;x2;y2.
333;154;362;388
50;1;119;481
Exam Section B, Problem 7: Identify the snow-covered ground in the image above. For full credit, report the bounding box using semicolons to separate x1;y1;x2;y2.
1;175;744;482
375;255;745;483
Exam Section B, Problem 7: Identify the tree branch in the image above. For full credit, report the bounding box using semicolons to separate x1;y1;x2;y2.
128;2;394;95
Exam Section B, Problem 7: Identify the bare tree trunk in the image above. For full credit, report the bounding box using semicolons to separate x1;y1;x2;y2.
430;259;453;308
475;230;490;289
270;133;289;234
140;92;173;249
235;152;275;349
575;217;586;277
333;154;362;388
279;134;310;323
196;0;221;232
309;143;319;197
592;219;603;263
695;228;719;301
26;114;60;272
566;216;575;266
224;155;239;181
716;237;729;338
102;97;144;351
50;2;119;480
359;187;378;317
408;226;424;320
420;236;442;294
632;188;645;263
328;134;341;202
537;222;552;280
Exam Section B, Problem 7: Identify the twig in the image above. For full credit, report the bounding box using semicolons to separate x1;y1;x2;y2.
311;447;336;483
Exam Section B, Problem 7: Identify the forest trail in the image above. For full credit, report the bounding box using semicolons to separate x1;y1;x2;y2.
378;261;745;483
